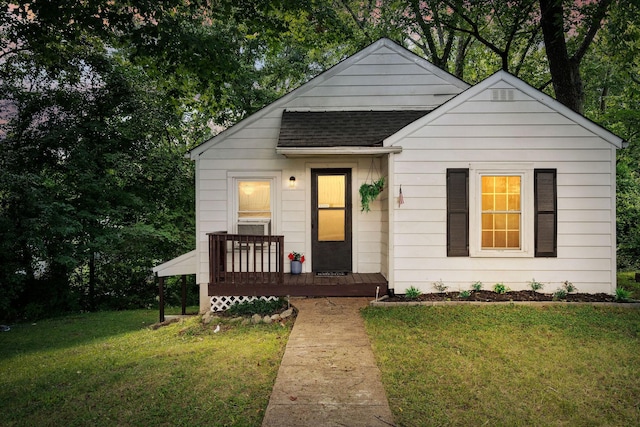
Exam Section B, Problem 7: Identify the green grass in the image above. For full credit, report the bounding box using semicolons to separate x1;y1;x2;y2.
0;310;291;427
618;271;640;299
363;305;640;426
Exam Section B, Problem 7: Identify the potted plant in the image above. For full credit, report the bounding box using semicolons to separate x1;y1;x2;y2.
359;177;385;212
288;251;305;275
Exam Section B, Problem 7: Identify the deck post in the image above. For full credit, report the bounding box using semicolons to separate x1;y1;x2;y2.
158;275;165;323
181;275;187;315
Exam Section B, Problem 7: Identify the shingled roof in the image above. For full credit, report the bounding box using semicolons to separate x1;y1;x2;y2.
277;110;431;148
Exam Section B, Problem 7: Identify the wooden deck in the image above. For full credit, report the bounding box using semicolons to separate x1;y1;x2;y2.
207;272;388;297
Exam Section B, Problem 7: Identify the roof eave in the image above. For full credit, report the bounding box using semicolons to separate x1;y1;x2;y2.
275;146;402;158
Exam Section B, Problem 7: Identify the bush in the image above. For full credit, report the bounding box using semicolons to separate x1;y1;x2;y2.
615;287;633;302
471;281;483;291
553;289;567;300
529;278;544;292
433;280;448;293
405;286;422;300
493;283;507;294
226;298;288;316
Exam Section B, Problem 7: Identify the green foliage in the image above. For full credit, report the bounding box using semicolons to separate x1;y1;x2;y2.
562;280;577;294
615;287;633;302
404;286;422;300
529;278;544;292
493;283;507;294
433;279;448;293
359;177;385;212
471;281;483;291
616;272;640;300
553;289;567;300
553;280;577;300
226;298;289;317
458;290;471;299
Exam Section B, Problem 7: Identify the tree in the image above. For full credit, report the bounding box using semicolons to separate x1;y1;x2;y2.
0;1;196;318
539;0;614;114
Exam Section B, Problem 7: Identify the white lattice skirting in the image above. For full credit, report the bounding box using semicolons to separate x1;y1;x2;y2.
210;295;279;312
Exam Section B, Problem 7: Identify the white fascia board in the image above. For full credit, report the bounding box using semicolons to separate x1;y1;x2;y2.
385;70;623;148
276;146;402;157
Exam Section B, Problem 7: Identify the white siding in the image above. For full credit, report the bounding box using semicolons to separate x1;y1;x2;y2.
389;81;617;295
192;41;468;297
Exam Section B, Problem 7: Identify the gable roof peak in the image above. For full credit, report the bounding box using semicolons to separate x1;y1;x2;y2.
188;38;470;158
385;69;624;148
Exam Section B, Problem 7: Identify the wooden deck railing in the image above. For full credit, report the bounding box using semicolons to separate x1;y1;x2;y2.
208;232;284;286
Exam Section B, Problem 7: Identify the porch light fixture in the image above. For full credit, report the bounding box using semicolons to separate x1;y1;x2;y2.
289;176;296;189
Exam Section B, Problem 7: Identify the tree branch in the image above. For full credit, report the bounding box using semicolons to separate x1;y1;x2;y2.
408;0;439;61
441;0;507;66
336;0;372;42
572;0;614;65
514;27;541;76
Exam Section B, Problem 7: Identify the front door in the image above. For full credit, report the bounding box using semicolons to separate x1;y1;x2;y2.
311;169;352;273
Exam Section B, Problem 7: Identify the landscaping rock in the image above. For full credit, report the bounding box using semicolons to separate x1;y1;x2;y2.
270;314;281;322
251;314;262;324
263;315;272;324
230;317;244;323
280;308;294;319
241;318;250;326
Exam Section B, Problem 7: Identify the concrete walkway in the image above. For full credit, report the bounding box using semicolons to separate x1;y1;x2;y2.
262;297;395;427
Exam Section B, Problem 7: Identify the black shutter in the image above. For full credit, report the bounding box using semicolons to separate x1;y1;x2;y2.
534;169;557;257
447;169;469;256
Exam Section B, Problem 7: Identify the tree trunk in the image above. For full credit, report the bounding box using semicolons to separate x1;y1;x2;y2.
89;252;96;311
539;0;585;114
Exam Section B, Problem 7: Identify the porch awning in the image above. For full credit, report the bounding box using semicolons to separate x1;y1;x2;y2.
153;250;196;277
277;110;430;150
276;146;403;157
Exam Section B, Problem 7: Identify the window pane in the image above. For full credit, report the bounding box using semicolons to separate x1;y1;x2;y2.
482;213;493;229
238;181;270;218
507;214;520;231
318;210;345;241
481;175;521;249
318;175;345;208
508;194;520;210
482;231;493;247
482;194;493;210
507;231;520;248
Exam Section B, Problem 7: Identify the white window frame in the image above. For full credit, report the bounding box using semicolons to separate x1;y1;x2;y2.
227;172;280;235
469;164;534;258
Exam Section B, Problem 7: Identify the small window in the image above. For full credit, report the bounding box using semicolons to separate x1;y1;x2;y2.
481;176;521;249
238;181;271;219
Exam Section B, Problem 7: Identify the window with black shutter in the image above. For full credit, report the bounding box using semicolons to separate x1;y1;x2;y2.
534;169;557;257
447;169;469;256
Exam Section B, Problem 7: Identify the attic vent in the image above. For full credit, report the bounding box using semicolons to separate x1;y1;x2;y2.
492;89;515;102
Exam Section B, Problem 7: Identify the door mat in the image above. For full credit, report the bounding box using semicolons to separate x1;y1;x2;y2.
316;272;347;277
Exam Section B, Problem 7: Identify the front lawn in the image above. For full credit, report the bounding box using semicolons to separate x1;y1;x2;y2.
363;305;640;426
0;310;291;427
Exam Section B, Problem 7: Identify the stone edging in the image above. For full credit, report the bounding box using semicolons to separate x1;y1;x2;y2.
369;299;640;308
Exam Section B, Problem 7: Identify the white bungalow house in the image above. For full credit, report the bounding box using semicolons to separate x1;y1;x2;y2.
153;38;624;313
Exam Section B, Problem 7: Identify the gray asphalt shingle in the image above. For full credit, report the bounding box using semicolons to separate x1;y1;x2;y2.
277;110;430;147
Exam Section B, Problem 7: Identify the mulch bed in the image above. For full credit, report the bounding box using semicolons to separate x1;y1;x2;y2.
385;290;620;303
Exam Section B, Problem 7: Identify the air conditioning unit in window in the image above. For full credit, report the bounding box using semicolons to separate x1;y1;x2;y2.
237;218;271;236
